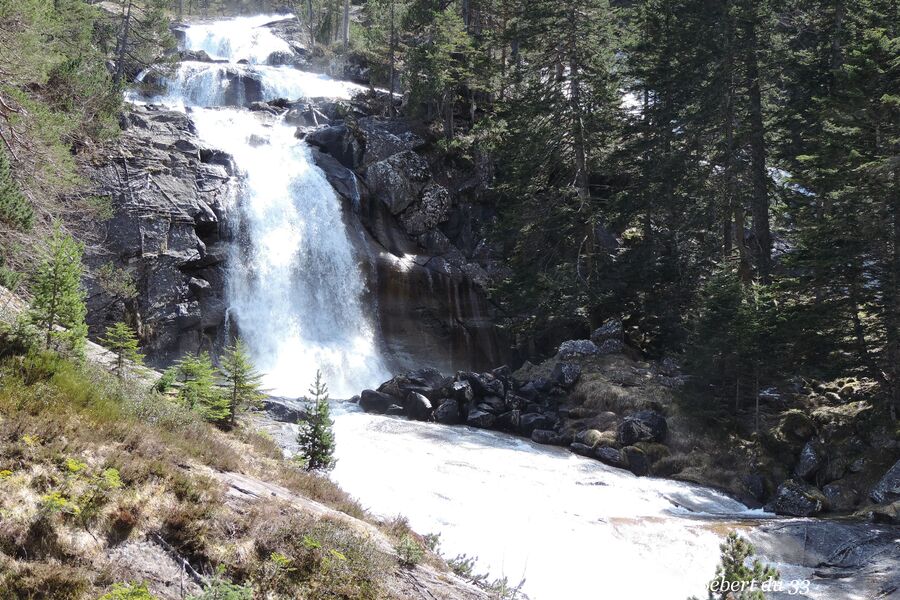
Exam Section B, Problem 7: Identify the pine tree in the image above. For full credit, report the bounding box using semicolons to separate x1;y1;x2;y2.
491;0;622;329
175;352;229;426
703;532;779;600
405;6;474;140
100;321;143;379
29;225;87;353
295;370;336;472
219;338;266;428
789;13;900;419
0;147;32;231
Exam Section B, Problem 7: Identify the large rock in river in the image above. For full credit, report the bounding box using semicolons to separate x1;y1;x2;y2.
404;392;433;421
359;389;395;414
434;400;463;425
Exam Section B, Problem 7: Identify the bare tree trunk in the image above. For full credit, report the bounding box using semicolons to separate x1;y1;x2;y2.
744;9;772;280
887;166;900;421
342;0;350;49
307;0;315;47
567;9;588;204
114;0;134;87
388;0;396;115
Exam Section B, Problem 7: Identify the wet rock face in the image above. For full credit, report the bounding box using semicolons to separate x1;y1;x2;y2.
82;106;233;365
307;108;506;374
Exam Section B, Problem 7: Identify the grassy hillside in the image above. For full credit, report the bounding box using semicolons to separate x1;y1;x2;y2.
0;314;492;599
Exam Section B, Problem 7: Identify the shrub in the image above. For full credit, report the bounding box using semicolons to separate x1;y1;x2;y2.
394;534;424;567
97;582;157;599
187;569;252;600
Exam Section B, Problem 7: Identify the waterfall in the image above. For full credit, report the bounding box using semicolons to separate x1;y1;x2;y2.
139;14;388;398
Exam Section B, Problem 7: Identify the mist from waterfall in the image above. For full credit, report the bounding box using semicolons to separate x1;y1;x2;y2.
142;15;388;397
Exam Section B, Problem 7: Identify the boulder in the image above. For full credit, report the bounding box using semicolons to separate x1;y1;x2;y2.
249;101;281;114
266;50;300;66
460;372;506;398
262;398;306;423
359;389;395;414
622;446;650;476
822;481;858;512
495;410;520;432
766;480;826;517
285;105;330;127
519;413;558;437
871;501;900;525
379;368;447;402
574;429;605;448
491;365;512;389
365;150;431;215
178;49;215;62
518;377;552;400
466;409;496;429
305;124;363;170
597;339;625;355
357;116;426;165
591;319;623;345
404;392;433;421
551;362;581;389
504;393;527;411
596;447;628;469
386;404;406;416
557;339;599;359
531;429;568;446
478;395;507;415
451;380;475;404
795;441;824;480
570;443;595;458
434;400;462;425
870;459;900;504
309;148;360;203
775;410;817;443
617;410;668;445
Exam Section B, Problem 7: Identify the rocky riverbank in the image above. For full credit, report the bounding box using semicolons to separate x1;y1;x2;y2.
352;318;900;526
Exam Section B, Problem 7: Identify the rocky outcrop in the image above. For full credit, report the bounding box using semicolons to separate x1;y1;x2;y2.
81;106;233;365
356;348;673;478
303;101;506;374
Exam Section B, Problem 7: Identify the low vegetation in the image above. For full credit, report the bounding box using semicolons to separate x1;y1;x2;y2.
0;332;447;599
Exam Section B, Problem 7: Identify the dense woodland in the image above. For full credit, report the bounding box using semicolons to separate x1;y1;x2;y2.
1;0;898;424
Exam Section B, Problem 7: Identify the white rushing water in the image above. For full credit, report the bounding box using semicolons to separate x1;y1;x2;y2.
139;14;387;397
138;15;779;600
327;405;767;600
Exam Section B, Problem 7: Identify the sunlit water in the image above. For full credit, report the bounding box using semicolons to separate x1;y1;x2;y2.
253;403;768;600
129;15;821;600
135;14;386;397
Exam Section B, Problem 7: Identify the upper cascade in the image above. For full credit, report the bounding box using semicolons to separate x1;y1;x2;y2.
122;15;390;397
133;14;363;108
180;14;294;63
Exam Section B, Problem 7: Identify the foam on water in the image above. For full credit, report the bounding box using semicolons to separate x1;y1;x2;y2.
181;13;295;63
326;404;763;600
138;15;388;397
